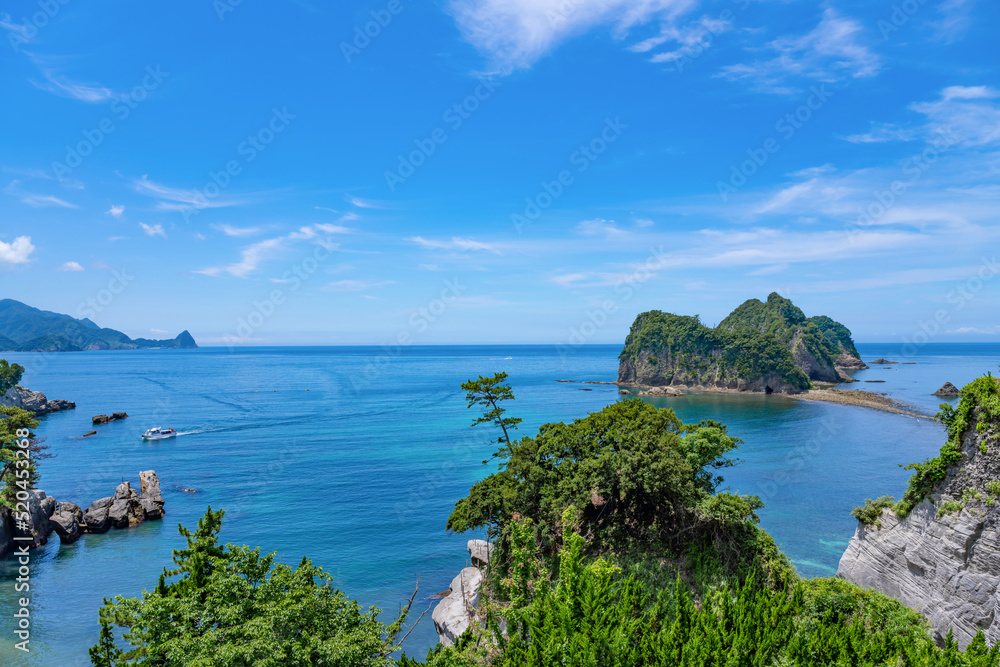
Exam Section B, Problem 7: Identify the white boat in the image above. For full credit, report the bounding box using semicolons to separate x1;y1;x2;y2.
141;427;177;441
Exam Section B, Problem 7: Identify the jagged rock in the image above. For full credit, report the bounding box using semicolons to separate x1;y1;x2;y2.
839;381;1000;648
20;490;53;548
0;386;75;415
639;386;684;397
618;389;629;395
468;540;493;568
50;503;84;544
934;382;961;397
140;498;165;520
432;567;483;647
114;481;139;501
836;352;869;369
40;495;56;518
869;358;898;365
93;412;129;425
85;497;115;534
140;470;163;503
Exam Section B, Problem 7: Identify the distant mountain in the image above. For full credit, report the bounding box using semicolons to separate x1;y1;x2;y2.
618;293;866;394
0;299;197;352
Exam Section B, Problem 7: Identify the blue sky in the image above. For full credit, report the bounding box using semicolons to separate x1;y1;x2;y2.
1;0;998;346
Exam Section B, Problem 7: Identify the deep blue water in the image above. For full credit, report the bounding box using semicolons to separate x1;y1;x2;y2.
0;343;995;665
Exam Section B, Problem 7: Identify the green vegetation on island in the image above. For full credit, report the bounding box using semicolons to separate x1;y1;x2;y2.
0;299;197;351
619;293;866;393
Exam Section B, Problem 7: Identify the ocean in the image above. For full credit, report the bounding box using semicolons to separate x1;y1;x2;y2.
0;342;995;665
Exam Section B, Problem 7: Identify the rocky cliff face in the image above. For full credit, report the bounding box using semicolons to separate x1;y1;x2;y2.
838;376;1000;648
0;386;75;415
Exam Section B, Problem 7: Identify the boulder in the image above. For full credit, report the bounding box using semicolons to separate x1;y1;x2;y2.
40;495;56;518
20;490;53;548
57;502;84;525
83;505;112;534
111;412;128;421
432;567;483;647
50;506;84;544
114;481;139;501
140;470;163;503
89;497;113;512
869;358;898;365
934;382;961;398
468;540;493;568
93;412;129;425
140;498;165;521
618;389;629;395
639;386;684;397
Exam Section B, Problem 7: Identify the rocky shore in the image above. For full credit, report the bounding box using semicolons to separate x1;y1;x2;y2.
0;385;75;415
433;539;492;646
0;471;165;557
791;389;933;419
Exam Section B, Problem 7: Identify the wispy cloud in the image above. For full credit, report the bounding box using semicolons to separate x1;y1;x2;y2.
27;55;115;103
910;85;1000;147
326;279;395;291
58;261;85;272
139;223;167;238
107;204;126;219
212;224;262;237
718;9;880;93
449;0;696;71
129;175;249;212
196;226;337;278
576;218;628;238
2;180;77;208
410;236;502;254
0;236;36;265
631;14;732;64
842;122;919;144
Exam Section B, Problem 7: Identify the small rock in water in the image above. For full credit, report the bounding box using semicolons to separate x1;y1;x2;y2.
82;431;97;437
933;382;961;397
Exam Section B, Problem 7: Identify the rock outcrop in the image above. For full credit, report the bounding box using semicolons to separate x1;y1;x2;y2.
433;540;494;646
619;294;865;394
92;412;129;425
838;375;1000;648
934;382;961;397
0;471;167;555
0;386;75;415
638;386;684;397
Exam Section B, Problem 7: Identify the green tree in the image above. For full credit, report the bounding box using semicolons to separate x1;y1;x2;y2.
0;406;47;510
461;372;522;462
93;507;420;666
0;359;24;395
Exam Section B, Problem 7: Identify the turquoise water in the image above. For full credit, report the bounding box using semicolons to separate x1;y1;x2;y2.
0;343;995;665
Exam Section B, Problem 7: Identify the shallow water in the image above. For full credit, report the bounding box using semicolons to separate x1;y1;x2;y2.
0;343;993;665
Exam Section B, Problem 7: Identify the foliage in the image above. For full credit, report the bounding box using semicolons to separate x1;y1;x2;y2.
937;500;964;517
808;314;863;359
851;496;897;527
447;398;747;556
0;406;46;510
92;507;412;666
461;372;522;463
896;374;1000;516
436;517;998;667
0;359;24;394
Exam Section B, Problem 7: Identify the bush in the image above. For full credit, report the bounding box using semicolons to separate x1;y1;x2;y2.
851;496;896;527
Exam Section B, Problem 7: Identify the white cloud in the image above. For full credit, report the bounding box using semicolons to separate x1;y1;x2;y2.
719;9;880;93
130;175;249;213
910;86;1000;147
948;326;1000;335
410;236;502;254
212;224;262;237
196;226;335;278
635;218;655;228
2;180;77;208
933;0;977;42
59;261;85;272
27;56;115;103
576;218;627;237
107;204;125;219
0;236;35;265
449;0;696;70
139;223;167;238
632;14;732;64
842;122;918;144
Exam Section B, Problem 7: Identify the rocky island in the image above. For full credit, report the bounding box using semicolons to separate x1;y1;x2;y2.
839;374;1000;647
0;298;197;351
618;293;866;394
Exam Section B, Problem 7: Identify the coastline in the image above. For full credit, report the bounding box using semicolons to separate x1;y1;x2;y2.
566;380;935;420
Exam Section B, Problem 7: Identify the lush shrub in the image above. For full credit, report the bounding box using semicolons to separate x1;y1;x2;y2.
851;495;897;527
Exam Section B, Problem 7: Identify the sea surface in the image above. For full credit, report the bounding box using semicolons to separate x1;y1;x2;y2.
0;343;996;665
